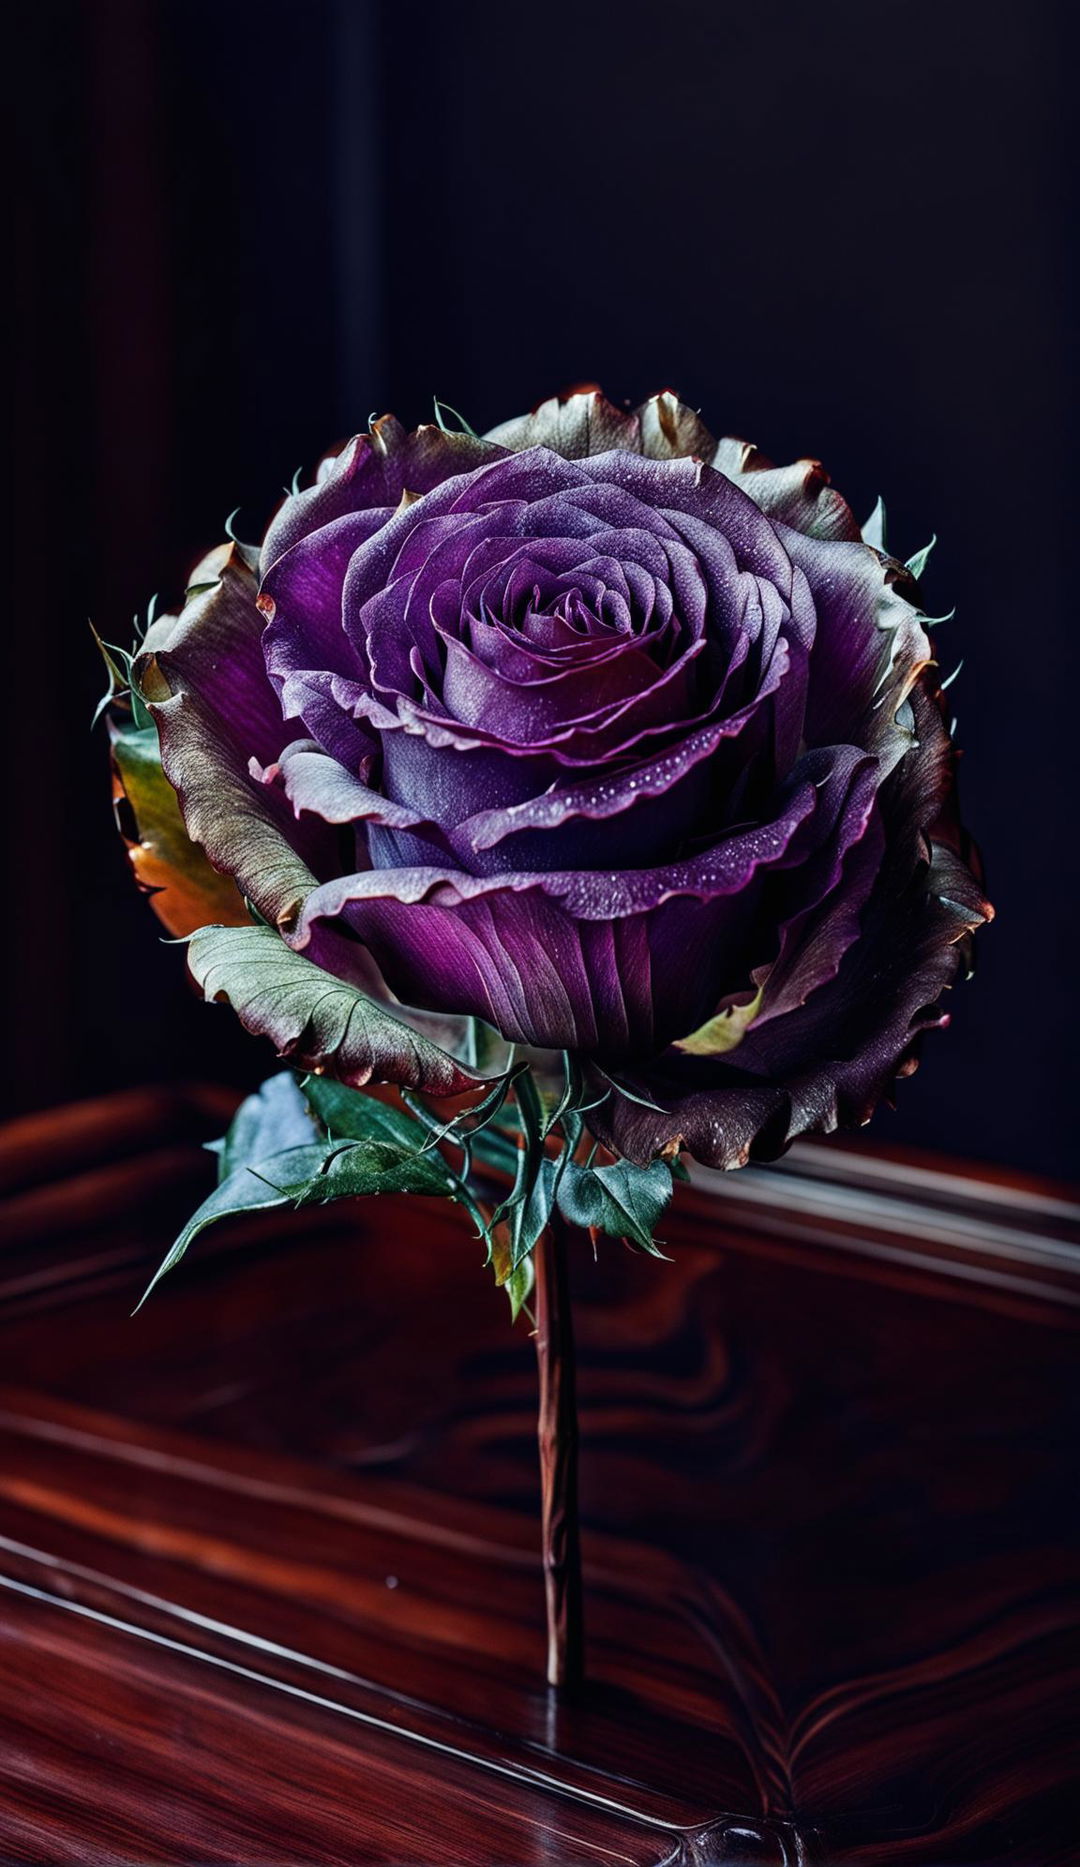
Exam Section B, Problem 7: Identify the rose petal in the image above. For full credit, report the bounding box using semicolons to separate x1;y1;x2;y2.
136;548;335;930
261;418;506;570
186;921;489;1097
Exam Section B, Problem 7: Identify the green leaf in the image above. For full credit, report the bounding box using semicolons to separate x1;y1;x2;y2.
142;1057;502;1312
186;923;485;1099
906;534;937;581
512;1154;560;1268
861;497;887;552
301;1075;431;1151
291;1138;457;1204
557;1157;675;1256
136;1142;328;1309
213;1072;317;1182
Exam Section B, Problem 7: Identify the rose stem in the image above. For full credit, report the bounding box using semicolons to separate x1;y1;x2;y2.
534;1206;585;1691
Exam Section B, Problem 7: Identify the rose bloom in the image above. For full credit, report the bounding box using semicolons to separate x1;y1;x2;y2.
132;390;990;1168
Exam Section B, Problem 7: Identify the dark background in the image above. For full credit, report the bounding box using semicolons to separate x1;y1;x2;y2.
11;0;1076;1179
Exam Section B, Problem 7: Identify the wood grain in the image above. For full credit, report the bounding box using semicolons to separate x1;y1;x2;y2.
0;1087;1076;1863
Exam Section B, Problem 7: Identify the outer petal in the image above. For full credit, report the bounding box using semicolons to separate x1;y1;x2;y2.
773;523;932;759
590;682;992;1167
135;544;334;932
186;922;490;1097
712;437;862;543
486;387;861;540
485;387;716;463
260;417;506;570
299;885;753;1058
593;840;987;1169
108;713;249;937
485;389;641;458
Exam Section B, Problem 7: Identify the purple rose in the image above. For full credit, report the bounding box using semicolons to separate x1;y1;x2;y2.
133;390;990;1168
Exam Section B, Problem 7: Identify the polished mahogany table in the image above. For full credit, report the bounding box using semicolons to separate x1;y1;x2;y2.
0;1086;1076;1865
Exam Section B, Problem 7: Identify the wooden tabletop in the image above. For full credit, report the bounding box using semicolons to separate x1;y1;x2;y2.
0;1086;1076;1865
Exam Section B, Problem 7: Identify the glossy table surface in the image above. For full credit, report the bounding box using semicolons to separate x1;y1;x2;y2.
0;1085;1076;1865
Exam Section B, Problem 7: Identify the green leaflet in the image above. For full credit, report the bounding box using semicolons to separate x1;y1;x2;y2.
140;1070;476;1310
140;1134;455;1312
557;1157;675;1257
142;1073;322;1304
136;1141;328;1310
502;1154;563;1274
296;1139;456;1203
212;1071;318;1179
301;1074;431;1152
299;1078;487;1221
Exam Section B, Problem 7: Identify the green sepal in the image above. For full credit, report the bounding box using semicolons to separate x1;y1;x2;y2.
861;497;887;552
906;534;937;581
467;1122;522;1179
418;1060;528;1162
433;396;478;438
91;625;153;731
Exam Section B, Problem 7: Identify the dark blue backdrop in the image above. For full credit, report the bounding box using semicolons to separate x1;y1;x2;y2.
11;0;1076;1179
